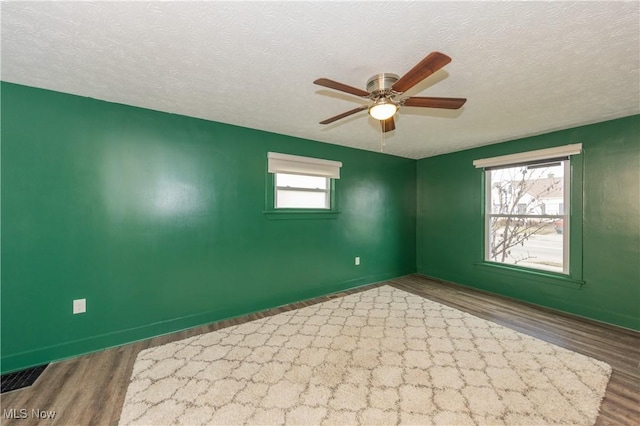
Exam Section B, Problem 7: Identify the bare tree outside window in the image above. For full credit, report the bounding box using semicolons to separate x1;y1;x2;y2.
486;160;568;273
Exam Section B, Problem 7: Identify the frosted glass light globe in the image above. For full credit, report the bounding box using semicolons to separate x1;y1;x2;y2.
369;102;398;120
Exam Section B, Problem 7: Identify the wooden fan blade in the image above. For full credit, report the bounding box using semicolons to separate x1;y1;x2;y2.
314;78;369;97
319;106;368;124
392;52;452;93
403;96;467;109
381;116;396;133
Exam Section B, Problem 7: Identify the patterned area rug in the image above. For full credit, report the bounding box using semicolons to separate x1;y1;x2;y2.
119;286;611;425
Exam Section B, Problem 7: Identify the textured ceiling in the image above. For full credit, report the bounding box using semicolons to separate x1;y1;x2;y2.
2;1;639;159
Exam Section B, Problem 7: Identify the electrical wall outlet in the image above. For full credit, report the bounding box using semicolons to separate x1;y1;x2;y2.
355;257;360;266
73;298;86;314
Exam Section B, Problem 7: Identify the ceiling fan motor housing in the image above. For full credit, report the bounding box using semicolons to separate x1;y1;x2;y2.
366;73;399;96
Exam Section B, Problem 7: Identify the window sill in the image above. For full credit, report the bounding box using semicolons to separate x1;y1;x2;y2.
263;210;341;220
474;262;585;289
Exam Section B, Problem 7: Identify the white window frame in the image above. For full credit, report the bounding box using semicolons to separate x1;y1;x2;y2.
474;144;582;275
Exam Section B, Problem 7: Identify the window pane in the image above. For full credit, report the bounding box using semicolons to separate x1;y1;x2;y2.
276;189;328;209
276;173;327;190
489;162;564;215
488;217;563;273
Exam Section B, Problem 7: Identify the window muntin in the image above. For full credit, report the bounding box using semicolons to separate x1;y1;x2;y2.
485;160;569;274
275;173;330;209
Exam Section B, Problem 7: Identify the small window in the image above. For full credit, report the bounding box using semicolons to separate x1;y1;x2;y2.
267;152;342;212
275;173;330;209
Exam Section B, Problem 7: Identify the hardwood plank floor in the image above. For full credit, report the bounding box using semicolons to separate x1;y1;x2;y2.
2;274;638;425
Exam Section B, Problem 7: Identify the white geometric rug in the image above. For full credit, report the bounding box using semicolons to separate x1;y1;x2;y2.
119;286;611;425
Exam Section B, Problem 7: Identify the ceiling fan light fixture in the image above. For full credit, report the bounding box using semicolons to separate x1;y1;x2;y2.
368;100;398;121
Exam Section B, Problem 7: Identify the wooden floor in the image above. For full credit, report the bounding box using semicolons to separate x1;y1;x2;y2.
2;274;639;425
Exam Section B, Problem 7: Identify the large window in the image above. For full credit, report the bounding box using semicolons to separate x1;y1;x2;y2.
474;144;582;275
486;160;568;273
267;152;341;211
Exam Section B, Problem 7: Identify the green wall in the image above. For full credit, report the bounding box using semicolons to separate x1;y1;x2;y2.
2;81;637;374
417;115;640;330
1;82;417;373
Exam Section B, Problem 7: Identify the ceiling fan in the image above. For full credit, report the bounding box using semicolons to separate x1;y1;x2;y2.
314;51;466;133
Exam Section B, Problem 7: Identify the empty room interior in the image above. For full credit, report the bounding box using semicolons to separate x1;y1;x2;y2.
1;2;639;426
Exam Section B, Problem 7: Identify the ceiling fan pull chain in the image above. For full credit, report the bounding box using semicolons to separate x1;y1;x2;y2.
380;128;386;152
